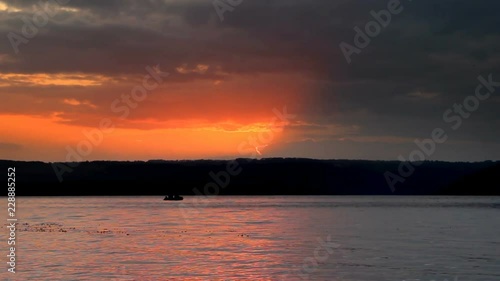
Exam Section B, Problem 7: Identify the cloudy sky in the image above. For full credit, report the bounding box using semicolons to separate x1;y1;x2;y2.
0;0;499;161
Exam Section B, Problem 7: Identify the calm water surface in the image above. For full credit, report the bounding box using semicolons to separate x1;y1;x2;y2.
6;196;500;280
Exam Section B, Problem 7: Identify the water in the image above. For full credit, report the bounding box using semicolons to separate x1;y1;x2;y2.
5;196;500;280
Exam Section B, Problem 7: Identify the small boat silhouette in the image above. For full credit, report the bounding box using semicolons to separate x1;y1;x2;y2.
164;194;183;201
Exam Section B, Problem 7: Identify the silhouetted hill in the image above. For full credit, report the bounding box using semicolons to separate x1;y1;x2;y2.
1;159;498;196
440;162;500;195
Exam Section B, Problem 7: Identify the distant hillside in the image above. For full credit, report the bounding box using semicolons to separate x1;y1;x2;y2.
1;159;498;196
441;162;500;195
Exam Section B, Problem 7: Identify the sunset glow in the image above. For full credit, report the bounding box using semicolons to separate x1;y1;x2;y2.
1;0;499;162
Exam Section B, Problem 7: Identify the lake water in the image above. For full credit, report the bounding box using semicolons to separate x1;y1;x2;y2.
5;196;500;280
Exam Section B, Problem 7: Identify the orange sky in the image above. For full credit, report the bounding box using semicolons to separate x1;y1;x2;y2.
2;0;500;161
0;71;306;161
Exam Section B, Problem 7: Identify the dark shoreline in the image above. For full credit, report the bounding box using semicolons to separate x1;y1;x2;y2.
2;159;499;196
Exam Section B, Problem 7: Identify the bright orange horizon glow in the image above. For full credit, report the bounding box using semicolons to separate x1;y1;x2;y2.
0;67;307;161
0;113;292;161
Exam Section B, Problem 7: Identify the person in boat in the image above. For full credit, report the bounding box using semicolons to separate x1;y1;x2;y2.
164;194;183;200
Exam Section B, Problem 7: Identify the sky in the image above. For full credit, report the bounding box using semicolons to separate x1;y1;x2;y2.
0;0;499;162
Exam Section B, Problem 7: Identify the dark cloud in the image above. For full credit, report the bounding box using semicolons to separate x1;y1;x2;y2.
0;0;499;160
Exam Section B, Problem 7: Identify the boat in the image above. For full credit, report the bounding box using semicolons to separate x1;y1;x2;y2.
163;194;184;201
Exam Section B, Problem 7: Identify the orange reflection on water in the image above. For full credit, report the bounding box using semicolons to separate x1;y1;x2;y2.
16;197;325;280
